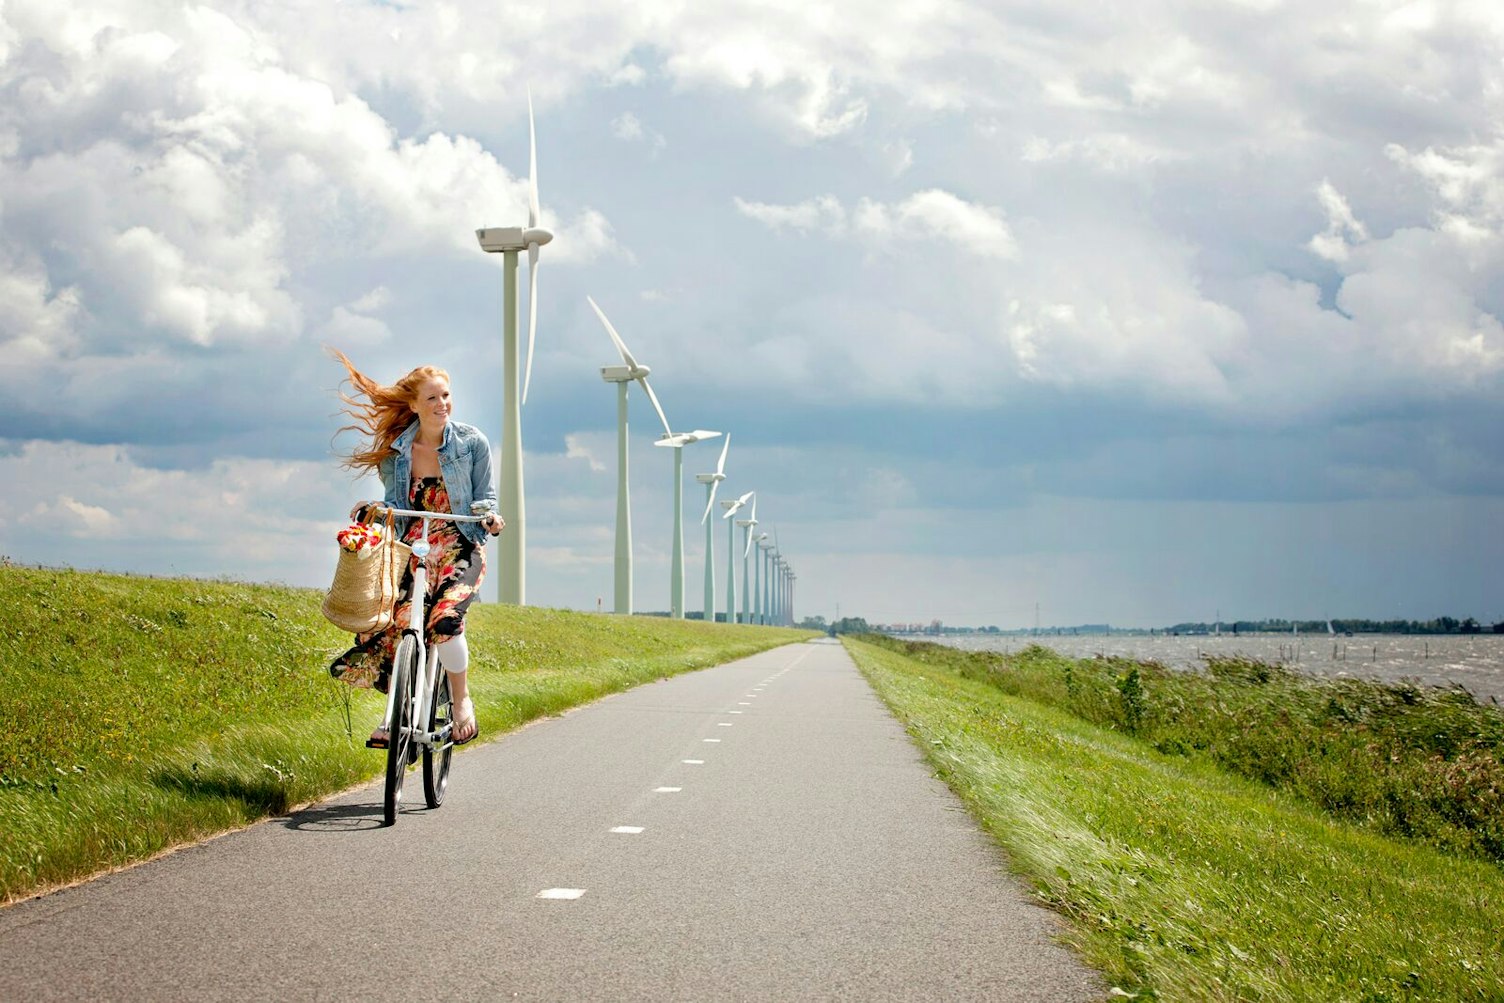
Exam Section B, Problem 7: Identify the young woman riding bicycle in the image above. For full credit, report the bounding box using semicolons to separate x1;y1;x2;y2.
326;348;504;747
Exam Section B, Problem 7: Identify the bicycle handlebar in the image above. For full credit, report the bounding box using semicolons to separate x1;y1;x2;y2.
368;505;491;523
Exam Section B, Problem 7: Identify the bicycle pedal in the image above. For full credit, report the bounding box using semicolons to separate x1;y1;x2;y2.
365;736;389;749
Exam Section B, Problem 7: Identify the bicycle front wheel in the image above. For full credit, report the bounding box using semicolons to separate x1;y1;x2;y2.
422;670;453;809
384;633;419;826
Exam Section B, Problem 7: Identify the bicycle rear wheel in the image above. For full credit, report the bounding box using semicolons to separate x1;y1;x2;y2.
422;670;454;808
384;633;419;826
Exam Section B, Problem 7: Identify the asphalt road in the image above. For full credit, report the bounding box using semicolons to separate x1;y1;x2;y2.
1;638;1103;1001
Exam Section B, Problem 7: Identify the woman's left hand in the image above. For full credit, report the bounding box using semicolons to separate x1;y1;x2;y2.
483;513;505;535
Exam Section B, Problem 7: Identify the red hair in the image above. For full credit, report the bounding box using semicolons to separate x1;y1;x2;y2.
329;347;450;474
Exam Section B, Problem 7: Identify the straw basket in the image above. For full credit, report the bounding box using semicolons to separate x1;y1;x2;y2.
321;515;413;634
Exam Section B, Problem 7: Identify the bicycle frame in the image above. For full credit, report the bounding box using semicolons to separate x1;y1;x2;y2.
372;504;490;749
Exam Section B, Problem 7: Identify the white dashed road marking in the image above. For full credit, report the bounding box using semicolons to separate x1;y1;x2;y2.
537;888;586;900
654;787;682;793
610;826;645;834
682;759;704;765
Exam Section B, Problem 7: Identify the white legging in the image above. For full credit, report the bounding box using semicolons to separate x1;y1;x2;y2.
436;634;469;676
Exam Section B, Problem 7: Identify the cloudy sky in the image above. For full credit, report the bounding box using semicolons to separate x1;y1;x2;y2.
2;0;1501;628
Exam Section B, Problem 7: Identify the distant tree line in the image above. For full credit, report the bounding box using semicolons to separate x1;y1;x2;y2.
1163;617;1502;636
798;615;873;635
798;614;1504;637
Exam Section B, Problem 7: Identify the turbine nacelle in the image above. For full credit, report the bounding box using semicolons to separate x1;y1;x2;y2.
695;472;726;485
656;430;720;449
476;226;554;252
722;490;753;519
601;364;650;383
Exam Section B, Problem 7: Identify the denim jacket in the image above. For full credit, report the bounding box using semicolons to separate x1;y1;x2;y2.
378;420;498;545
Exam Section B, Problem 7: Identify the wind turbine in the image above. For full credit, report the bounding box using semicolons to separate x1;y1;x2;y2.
771;527;785;625
475;89;552;605
721;491;751;623
588;296;673;615
696;434;731;621
754;533;772;625
655;427;720;619
735;495;758;624
759;536;775;625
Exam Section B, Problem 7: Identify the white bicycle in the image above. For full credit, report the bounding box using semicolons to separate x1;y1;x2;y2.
365;503;492;826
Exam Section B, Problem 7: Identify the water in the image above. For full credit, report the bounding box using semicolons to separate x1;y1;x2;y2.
917;632;1504;705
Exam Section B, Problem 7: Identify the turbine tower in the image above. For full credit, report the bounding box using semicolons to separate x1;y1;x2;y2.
735;496;758;624
759;537;775;625
721;491;752;624
588;296;673;615
474;90;552;605
655;428;720;618
754;533;770;625
771;528;785;625
696;435;731;621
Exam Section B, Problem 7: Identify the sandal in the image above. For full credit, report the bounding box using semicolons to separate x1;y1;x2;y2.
452;697;478;745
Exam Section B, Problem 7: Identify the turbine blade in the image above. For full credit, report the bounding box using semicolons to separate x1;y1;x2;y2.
639;377;673;437
527;87;540;229
700;480;719;524
587;295;638;368
749;494;757;524
743;528;753;558
522;244;538;404
723;490;753;518
715;433;730;476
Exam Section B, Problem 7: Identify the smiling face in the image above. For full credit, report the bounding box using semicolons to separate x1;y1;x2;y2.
409;376;452;433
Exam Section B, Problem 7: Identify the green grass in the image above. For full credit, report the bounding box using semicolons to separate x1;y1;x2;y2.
866;637;1504;864
845;636;1504;1001
0;565;810;904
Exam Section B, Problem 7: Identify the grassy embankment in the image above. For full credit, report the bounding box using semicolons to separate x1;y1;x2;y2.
847;635;1504;1001
0;565;809;905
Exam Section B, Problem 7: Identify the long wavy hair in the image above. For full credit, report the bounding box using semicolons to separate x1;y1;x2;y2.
329;347;450;474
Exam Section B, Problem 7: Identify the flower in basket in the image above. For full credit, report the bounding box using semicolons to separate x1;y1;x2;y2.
336;521;385;553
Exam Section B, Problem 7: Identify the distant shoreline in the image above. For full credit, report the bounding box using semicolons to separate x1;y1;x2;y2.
923;631;1504;705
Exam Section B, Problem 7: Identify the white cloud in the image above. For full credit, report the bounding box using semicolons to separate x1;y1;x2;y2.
2;0;617;305
608;63;647;87
349;286;392;314
564;433;607;472
1021;133;1175;171
733;194;847;234
22;495;119;539
1387;138;1504;229
853;190;1016;260
610;111;666;151
881;139;913;177
735;190;1014;258
0;439;366;582
318;306;392;348
0;246;82;362
1309;180;1369;263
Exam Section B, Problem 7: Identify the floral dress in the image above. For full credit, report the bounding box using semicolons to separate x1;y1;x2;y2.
330;476;485;690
